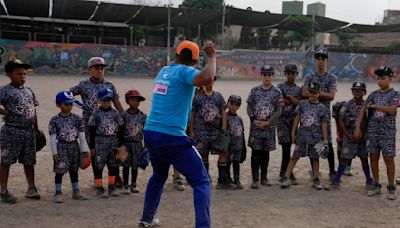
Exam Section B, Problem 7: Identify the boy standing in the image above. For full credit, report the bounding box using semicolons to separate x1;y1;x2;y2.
247;65;283;189
354;66;399;200
0;60;41;204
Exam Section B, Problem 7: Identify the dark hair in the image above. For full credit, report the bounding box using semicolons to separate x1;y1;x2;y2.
175;48;197;66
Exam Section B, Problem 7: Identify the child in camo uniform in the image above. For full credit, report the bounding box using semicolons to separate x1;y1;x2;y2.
247;65;283;189
190;76;230;189
281;81;328;190
0;60;41;204
49;91;90;203
88;89;125;198
354;66;399;200
121;90;147;194
277;64;301;184
330;82;372;189
226;95;246;189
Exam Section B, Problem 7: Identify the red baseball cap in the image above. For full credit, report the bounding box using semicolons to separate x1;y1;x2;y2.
176;41;199;60
125;90;145;102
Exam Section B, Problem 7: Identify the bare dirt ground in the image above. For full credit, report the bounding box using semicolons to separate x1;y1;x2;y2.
0;76;400;228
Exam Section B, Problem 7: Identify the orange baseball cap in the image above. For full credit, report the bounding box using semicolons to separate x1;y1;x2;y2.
175;40;200;60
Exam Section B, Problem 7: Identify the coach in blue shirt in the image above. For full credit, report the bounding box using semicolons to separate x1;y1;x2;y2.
139;41;216;228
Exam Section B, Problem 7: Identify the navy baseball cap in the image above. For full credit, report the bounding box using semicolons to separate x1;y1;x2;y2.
56;91;76;104
351;81;366;91
98;89;114;101
228;95;242;104
308;81;321;91
261;65;274;73
314;47;328;59
374;66;394;77
284;64;298;73
5;59;32;73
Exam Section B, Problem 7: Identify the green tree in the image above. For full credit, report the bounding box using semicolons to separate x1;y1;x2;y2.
180;0;223;9
335;27;360;47
239;27;255;46
387;41;400;52
283;15;315;47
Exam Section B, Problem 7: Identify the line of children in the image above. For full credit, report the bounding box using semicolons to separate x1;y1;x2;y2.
49;91;90;203
247;65;283;189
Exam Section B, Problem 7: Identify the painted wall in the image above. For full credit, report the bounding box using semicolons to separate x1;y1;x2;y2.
1;39;399;81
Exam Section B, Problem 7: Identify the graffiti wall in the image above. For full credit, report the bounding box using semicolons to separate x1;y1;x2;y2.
1;39;399;81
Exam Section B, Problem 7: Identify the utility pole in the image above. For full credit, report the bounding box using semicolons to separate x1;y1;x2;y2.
312;9;315;49
221;2;226;49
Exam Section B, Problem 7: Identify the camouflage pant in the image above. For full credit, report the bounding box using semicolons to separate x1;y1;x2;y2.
293;143;319;159
54;141;80;174
94;136;120;169
367;135;396;158
341;136;367;160
0;125;36;166
277;118;293;144
196;138;215;157
122;141;143;169
248;136;276;152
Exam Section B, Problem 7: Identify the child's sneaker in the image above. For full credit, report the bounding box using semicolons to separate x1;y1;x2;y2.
251;181;259;189
387;184;397;200
54;192;64;203
234;180;243;189
329;179;340;190
260;178;272;186
367;181;382;196
312;177;322;190
139;218;160;227
1;190;17;204
280;176;291;189
130;184;140;193
122;185;131;195
343;166;353;176
396;177;400;185
329;172;337;183
290;174;298;185
173;175;185;191
216;181;236;190
72;191;88;200
25;186;41;199
365;179;373;190
96;187;108;198
108;185;119;197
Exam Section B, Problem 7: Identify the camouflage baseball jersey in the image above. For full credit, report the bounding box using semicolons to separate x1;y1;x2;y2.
339;99;367;159
0;84;39;128
364;89;399;157
49;113;84;142
121;109;147;142
303;72;337;143
53;141;80;174
277;82;301;144
295;100;327;145
192;91;226;141
69;79;119;123
88;108;124;136
247;85;283;139
227;112;244;152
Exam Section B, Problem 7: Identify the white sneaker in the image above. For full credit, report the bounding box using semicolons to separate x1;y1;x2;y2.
139;218;160;227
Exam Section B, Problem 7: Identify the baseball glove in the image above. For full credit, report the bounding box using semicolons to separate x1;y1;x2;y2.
138;148;150;170
314;141;328;159
80;152;91;170
35;130;46;152
211;131;231;153
115;145;128;162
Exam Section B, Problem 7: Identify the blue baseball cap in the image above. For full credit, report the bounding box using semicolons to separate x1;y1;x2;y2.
98;88;114;101
56;91;76;104
261;65;274;73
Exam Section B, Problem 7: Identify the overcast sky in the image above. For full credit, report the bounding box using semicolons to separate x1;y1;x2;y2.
96;0;400;25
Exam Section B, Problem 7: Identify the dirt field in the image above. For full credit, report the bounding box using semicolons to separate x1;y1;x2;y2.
0;75;399;228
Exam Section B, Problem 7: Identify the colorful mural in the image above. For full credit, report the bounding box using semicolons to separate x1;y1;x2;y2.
0;39;399;81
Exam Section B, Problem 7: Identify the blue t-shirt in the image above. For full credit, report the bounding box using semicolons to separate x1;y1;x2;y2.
145;63;199;136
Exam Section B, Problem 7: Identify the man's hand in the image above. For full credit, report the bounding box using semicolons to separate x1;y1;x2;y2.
53;154;61;163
